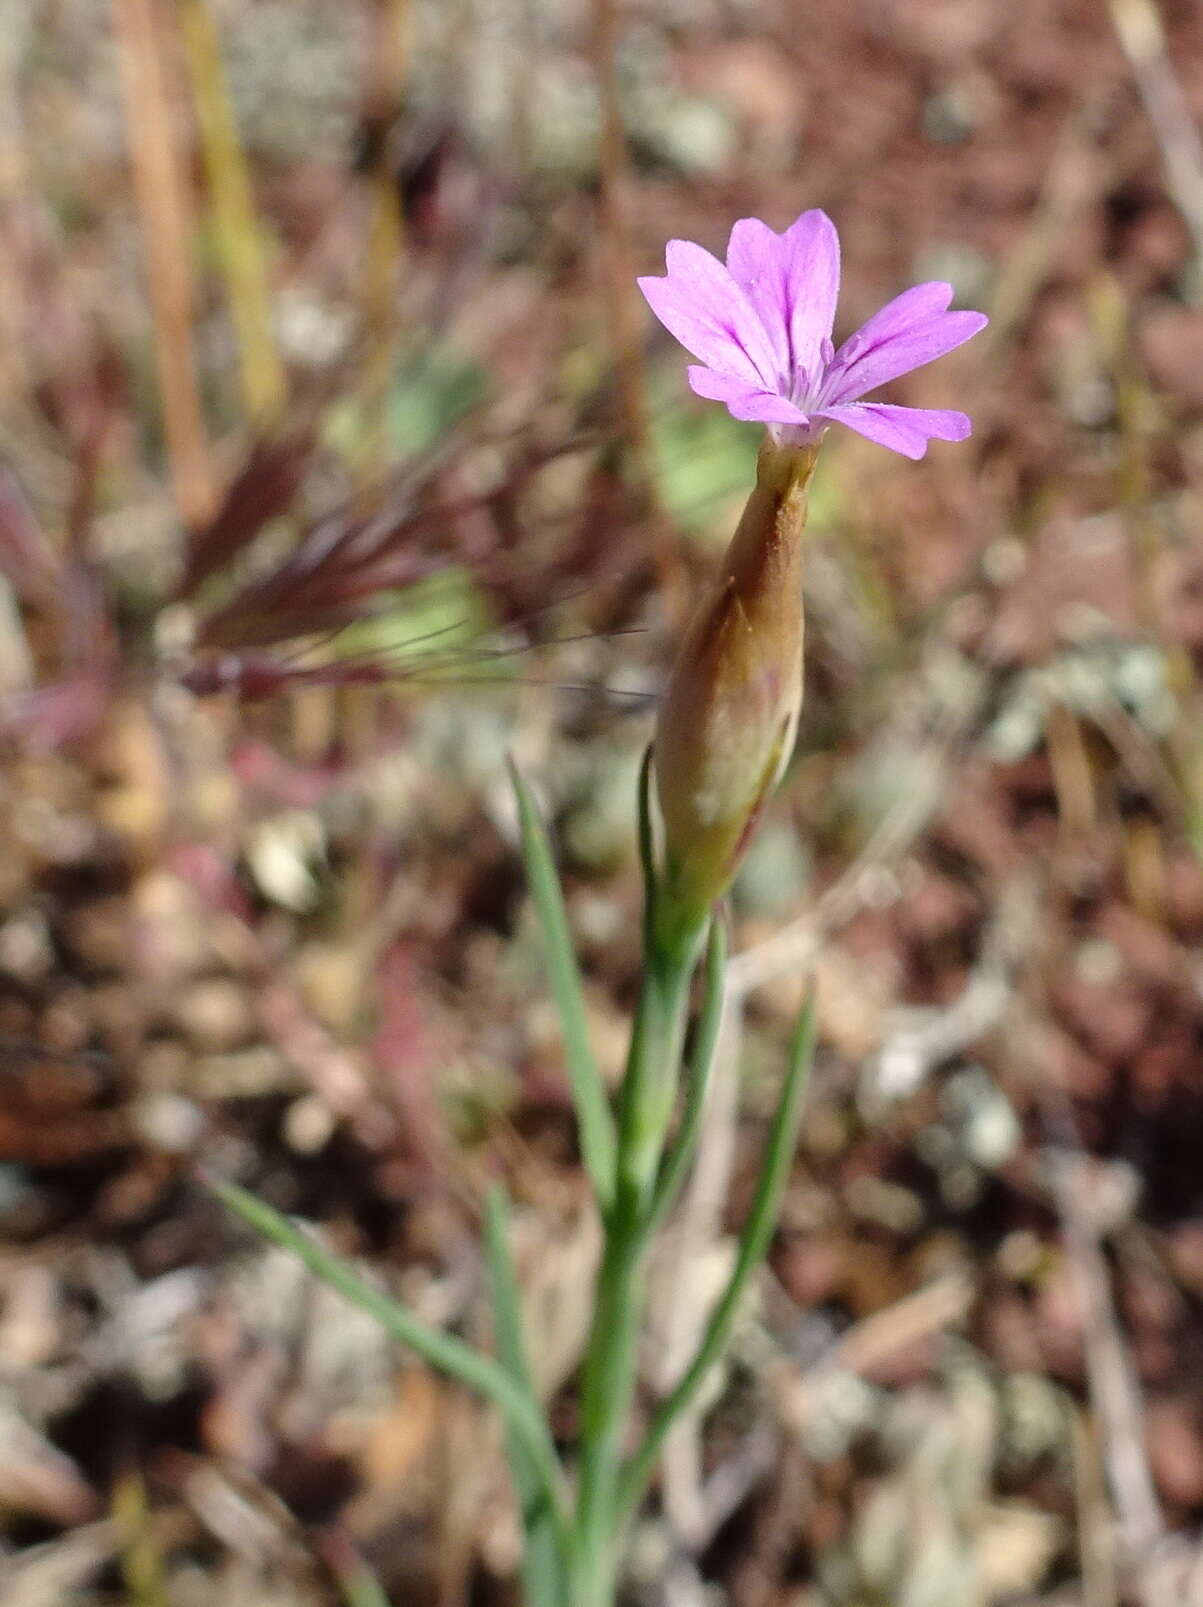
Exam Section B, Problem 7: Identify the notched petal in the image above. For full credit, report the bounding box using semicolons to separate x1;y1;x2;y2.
639;239;781;386
823;284;987;405
688;366;809;425
819;402;973;458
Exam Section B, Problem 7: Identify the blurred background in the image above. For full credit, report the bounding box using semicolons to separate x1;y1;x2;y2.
2;0;1203;1602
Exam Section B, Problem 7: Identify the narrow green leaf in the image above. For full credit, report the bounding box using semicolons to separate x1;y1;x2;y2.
484;1187;567;1607
615;988;818;1521
636;744;657;903
328;1546;392;1607
508;759;616;1211
646;913;727;1233
113;1470;169;1607
205;1174;571;1549
336;1570;390;1607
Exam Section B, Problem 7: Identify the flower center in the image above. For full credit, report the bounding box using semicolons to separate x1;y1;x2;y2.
787;362;815;411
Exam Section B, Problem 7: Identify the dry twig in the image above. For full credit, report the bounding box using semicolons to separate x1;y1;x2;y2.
113;0;216;527
1108;0;1203;291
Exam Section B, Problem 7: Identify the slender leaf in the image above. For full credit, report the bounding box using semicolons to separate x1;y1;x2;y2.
484;1188;567;1607
335;1565;391;1607
206;1174;571;1548
324;1537;392;1607
646;914;728;1233
615;988;818;1521
508;759;617;1211
113;1471;169;1607
636;744;657;902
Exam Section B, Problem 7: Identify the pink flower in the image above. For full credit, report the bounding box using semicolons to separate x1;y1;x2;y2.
638;209;987;460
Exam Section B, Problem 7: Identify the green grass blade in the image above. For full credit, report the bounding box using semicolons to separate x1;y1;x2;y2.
636;744;657;902
615;988;818;1522
646;914;727;1233
335;1566;390;1607
508;759;616;1211
205;1174;571;1549
113;1470;169;1607
321;1533;392;1607
484;1187;567;1607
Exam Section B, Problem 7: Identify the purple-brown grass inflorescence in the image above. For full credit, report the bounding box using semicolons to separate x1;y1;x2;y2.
638;208;987;460
642;209;986;945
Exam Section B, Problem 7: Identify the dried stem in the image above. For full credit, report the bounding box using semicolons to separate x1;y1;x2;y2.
113;0;216;527
588;0;683;621
356;0;409;485
1108;0;1203;294
1092;275;1203;857
178;0;286;426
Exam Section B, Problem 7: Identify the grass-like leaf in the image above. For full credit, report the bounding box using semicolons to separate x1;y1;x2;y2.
509;759;617;1212
334;1567;391;1607
615;988;818;1521
323;1537;392;1607
646;913;728;1233
205;1173;571;1549
484;1187;568;1607
636;745;657;907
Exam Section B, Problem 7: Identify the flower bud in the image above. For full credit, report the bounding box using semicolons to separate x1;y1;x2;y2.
652;438;817;948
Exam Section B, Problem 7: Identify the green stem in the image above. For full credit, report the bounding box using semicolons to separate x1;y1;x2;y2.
614;990;817;1524
572;925;703;1603
484;1187;567;1607
646;915;727;1235
509;759;617;1212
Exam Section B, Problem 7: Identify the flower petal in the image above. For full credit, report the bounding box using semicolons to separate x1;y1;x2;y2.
818;403;973;459
821;282;987;405
725;219;791;381
726;210;840;393
781;210;842;384
688;366;810;425
639;240;780;387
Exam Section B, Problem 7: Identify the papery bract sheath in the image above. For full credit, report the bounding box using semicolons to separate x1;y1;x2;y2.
652;440;817;948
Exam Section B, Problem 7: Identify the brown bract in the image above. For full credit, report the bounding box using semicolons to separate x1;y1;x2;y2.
652;439;818;946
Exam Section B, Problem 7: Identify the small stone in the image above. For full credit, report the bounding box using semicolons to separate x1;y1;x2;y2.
976;1502;1062;1596
131;872;215;983
245;812;325;912
996;1230;1046;1283
283;1094;337;1154
293;944;367;1034
944;1066;1020;1171
844;1175;925;1235
192;1048;291;1098
0;910;53;983
133;1094;205;1154
174;979;255;1053
1000;1372;1068;1467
